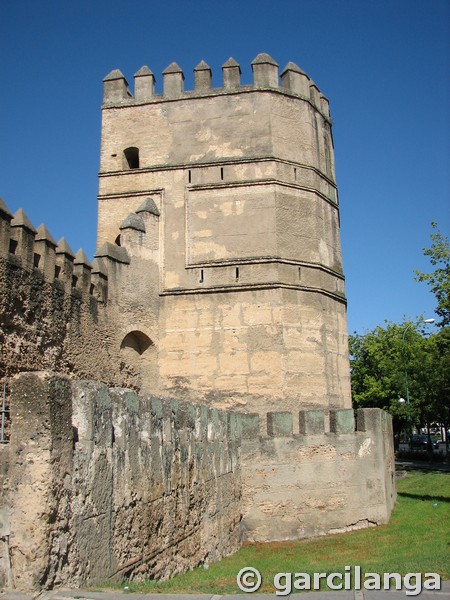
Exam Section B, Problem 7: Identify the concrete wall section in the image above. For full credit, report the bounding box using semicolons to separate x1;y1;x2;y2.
240;408;396;542
1;373;242;591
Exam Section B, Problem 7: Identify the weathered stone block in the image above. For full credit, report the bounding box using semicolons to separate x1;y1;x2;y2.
299;410;325;434
357;407;383;432
267;411;293;437
228;412;241;440
241;413;260;438
330;409;355;434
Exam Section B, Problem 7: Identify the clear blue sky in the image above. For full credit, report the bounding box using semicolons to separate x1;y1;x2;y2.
1;0;448;334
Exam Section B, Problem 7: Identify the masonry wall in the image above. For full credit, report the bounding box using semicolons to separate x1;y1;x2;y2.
240;408;396;542
0;196;162;391
158;288;350;412
0;256;114;381
0;373;242;591
0;197;125;386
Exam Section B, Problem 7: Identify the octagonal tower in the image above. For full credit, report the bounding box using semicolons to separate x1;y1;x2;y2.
97;54;351;418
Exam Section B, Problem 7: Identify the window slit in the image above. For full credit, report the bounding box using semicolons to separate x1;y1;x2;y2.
9;239;17;255
123;146;139;169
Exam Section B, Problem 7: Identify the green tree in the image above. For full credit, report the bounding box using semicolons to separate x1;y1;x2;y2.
349;321;449;435
429;327;450;444
415;223;450;327
349;322;405;412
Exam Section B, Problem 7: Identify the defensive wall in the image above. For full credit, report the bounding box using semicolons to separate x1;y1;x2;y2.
0;373;241;590
0;226;396;590
240;408;396;542
0;198;114;383
0;370;395;591
0;196;159;390
0;54;397;593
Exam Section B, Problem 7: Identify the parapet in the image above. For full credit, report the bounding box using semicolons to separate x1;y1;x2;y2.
240;408;392;439
0;197;114;304
0;194;166;308
102;53;331;120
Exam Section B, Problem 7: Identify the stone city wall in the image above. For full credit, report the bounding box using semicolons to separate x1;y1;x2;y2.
240;407;396;542
0;198;114;382
0;55;397;592
0;372;242;591
0;197;156;390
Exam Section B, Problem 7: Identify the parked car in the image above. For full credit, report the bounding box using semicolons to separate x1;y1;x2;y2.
409;434;439;451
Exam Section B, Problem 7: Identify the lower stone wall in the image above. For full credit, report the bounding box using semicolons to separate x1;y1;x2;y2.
240;408;396;541
0;373;396;593
0;372;242;591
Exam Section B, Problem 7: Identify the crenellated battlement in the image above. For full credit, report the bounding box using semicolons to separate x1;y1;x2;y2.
102;53;331;120
0;194;168;316
0;196;156;306
0;196;149;387
240;407;392;439
0;197;111;303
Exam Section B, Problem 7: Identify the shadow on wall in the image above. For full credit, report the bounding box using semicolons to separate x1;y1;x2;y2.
120;330;153;355
120;330;157;392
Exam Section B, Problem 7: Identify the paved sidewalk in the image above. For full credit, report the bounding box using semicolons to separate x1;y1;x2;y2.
2;580;449;600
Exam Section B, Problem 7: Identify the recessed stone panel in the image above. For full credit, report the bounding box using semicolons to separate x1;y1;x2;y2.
186;184;277;264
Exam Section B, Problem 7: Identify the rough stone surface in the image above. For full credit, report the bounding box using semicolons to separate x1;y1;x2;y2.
241;409;396;542
1;374;241;591
0;256;128;387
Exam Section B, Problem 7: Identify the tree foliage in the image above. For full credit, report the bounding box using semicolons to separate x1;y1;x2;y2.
349;223;450;436
415;222;450;327
349;322;450;432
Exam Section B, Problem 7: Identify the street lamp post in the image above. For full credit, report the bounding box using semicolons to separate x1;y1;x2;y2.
401;318;435;436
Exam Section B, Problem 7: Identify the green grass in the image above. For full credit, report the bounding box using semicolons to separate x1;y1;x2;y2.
108;471;450;594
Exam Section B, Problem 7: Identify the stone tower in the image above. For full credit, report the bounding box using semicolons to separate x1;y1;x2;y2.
0;58;395;588
98;54;351;417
